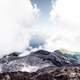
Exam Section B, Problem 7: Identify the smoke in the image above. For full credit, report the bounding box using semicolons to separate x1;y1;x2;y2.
0;0;40;57
47;0;80;51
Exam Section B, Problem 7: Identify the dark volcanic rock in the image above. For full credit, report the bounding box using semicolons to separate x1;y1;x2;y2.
0;66;80;80
1;50;80;73
26;50;54;66
26;50;71;67
2;50;54;72
0;52;20;63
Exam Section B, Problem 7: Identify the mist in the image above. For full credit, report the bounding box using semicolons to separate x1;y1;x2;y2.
0;0;39;57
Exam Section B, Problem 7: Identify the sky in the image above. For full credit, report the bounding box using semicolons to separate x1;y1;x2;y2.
32;0;51;21
0;0;80;57
30;0;80;52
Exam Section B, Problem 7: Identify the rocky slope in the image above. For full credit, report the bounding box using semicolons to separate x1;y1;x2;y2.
0;66;80;80
0;50;80;73
0;50;80;80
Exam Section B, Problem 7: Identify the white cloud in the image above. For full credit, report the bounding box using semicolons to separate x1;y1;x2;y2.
47;0;80;51
0;0;40;57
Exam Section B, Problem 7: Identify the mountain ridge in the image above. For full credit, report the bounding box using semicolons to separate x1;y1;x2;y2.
0;49;80;73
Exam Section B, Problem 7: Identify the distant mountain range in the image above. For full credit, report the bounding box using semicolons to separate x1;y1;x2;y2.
0;50;80;73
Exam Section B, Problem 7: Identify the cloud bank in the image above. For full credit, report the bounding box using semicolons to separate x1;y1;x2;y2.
25;0;80;53
46;0;80;51
1;0;80;57
0;0;40;57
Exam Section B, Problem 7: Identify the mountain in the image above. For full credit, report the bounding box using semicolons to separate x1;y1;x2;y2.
0;52;20;63
0;50;80;73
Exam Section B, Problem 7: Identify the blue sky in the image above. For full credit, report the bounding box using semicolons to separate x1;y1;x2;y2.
29;0;53;49
31;0;52;22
